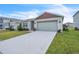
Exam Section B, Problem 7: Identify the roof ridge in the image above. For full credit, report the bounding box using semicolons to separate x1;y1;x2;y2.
35;12;64;19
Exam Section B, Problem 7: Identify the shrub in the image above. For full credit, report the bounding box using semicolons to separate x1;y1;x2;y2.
17;23;30;31
6;28;10;30
17;23;29;31
6;26;15;31
22;28;29;31
57;30;61;32
75;27;79;30
63;24;69;31
9;26;15;31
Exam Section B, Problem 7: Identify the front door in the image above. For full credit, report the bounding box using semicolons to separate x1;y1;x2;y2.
31;21;34;30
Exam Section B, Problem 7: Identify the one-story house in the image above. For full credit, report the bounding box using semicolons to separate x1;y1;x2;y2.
24;12;64;32
73;11;79;29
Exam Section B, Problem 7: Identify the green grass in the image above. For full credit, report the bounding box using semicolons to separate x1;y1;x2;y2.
0;31;28;40
46;29;79;54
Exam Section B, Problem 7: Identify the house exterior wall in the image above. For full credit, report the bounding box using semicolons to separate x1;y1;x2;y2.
34;17;63;32
23;21;35;31
3;19;10;29
27;21;32;31
73;13;79;29
57;17;63;32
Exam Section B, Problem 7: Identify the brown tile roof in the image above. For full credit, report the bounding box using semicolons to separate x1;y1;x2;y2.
35;12;63;20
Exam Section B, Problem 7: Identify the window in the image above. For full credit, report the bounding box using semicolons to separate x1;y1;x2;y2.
0;25;3;29
23;23;27;27
10;20;14;22
4;23;9;26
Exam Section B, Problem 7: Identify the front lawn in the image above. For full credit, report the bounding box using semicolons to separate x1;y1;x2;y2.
46;29;79;54
0;31;28;40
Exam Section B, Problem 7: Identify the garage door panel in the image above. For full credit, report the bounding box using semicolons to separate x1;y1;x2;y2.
37;21;57;31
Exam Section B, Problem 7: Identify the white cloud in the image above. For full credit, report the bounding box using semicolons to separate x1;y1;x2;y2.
16;10;39;19
45;4;76;23
0;10;40;20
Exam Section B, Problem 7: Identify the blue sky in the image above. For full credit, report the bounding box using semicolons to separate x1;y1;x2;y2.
0;4;79;23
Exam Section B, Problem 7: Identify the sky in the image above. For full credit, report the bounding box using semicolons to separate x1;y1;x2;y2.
0;4;79;23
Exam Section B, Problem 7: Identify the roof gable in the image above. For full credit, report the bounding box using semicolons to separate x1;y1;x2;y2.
0;16;22;21
36;12;63;20
73;11;79;17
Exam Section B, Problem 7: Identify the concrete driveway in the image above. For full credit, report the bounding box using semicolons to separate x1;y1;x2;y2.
0;31;57;54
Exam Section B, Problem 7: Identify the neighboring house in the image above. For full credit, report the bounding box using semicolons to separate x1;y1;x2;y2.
0;17;22;30
64;22;73;28
73;11;79;29
34;12;64;32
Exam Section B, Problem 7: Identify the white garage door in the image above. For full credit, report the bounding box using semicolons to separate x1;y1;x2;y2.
37;21;58;31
